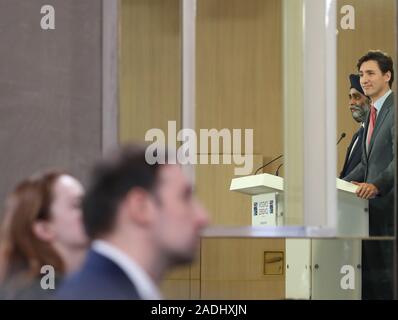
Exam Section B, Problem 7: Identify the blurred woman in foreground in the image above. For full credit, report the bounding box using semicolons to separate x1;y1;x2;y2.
0;170;88;299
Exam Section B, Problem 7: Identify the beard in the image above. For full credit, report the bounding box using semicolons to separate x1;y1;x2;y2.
351;104;369;123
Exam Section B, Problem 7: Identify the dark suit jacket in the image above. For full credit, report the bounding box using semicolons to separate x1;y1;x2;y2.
339;126;364;179
344;92;395;236
55;250;141;300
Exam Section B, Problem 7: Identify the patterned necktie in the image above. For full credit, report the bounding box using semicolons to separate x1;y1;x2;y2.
367;105;377;145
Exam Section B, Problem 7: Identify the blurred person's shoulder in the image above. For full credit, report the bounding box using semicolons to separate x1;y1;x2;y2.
0;276;61;300
55;249;140;300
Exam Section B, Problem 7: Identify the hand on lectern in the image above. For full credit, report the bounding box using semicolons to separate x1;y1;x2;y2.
351;181;379;200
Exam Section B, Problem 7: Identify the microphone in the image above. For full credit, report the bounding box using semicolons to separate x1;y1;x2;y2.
275;163;284;176
337;132;346;145
254;155;283;175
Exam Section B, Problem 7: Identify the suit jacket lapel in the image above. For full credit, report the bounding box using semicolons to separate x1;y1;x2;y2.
345;130;359;166
368;92;393;155
349;127;364;163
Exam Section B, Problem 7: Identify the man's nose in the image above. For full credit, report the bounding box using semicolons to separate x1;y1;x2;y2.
361;76;369;85
195;202;210;228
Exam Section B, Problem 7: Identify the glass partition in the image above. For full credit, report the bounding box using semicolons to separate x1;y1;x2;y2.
119;0;397;300
282;0;396;299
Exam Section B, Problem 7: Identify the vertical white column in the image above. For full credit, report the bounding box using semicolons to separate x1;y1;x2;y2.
283;0;305;225
303;0;337;229
102;0;119;154
325;0;337;229
181;0;197;183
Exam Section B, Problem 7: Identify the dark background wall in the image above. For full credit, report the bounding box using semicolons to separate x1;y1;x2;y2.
0;0;103;206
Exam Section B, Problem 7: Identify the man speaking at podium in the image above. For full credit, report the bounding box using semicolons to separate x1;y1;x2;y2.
343;51;395;300
339;74;370;179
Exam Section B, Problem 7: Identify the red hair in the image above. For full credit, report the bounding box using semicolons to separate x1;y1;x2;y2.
0;170;67;284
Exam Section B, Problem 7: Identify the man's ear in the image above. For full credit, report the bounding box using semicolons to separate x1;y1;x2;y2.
384;71;392;84
32;220;55;242
122;188;156;226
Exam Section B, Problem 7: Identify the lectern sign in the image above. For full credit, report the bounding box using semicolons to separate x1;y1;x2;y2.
252;193;278;226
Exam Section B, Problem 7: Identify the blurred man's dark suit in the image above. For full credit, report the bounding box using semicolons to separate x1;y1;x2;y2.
340;126;364;179
56;250;140;300
344;92;395;300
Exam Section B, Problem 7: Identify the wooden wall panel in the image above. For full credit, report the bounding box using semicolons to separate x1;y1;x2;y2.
190;280;201;300
119;0;181;142
201;281;284;300
196;0;283;168
196;155;263;225
160;280;190;300
201;238;285;299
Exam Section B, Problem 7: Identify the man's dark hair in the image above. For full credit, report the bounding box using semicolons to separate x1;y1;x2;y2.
82;144;166;239
357;50;394;87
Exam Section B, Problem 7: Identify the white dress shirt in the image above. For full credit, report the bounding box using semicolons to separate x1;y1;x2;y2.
92;240;162;300
348;123;365;160
373;89;392;115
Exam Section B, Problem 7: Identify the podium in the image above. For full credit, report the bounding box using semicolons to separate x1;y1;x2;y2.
230;173;368;237
230;173;369;299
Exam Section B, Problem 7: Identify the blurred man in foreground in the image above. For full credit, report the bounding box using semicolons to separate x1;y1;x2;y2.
57;144;209;299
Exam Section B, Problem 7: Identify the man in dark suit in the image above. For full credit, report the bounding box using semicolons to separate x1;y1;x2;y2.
344;50;395;300
56;145;209;299
339;74;370;179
